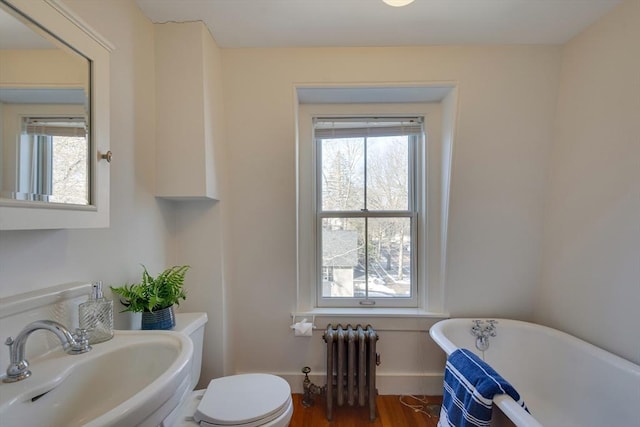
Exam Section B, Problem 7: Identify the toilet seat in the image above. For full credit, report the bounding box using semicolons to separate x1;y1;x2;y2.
194;373;292;427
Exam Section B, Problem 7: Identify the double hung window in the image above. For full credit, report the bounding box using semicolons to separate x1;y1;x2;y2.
314;117;423;307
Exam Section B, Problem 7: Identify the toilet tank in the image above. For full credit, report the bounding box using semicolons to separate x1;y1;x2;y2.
174;312;208;390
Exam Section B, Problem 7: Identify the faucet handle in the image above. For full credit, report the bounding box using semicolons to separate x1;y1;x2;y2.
4;337;16;364
486;320;498;336
301;366;311;380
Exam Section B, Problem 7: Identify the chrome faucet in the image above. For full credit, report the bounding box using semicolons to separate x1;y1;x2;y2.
471;319;497;351
3;320;91;383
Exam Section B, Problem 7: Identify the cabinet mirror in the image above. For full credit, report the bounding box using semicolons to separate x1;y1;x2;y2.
0;0;112;230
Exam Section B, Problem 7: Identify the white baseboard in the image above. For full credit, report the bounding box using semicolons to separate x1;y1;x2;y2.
277;372;444;396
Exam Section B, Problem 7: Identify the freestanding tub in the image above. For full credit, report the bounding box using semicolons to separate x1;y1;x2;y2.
430;318;640;427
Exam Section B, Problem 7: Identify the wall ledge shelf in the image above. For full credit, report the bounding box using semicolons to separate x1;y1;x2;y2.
291;309;449;332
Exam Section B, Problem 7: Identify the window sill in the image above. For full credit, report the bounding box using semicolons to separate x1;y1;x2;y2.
291;308;449;332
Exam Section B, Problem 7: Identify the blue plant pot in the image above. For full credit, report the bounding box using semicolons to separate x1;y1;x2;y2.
141;305;175;330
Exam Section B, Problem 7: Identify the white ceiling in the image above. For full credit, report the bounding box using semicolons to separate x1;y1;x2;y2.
134;0;622;48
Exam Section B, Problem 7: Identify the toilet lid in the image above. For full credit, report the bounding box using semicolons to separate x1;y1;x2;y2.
194;374;291;426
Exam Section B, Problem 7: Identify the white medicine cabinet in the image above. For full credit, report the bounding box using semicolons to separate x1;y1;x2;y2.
0;0;113;229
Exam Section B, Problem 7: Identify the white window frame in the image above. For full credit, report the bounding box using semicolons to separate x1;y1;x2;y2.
297;101;448;314
314;117;421;308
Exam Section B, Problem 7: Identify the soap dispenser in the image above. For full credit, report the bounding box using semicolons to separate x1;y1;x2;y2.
79;281;114;344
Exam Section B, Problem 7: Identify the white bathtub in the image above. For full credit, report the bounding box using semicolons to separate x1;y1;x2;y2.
429;318;640;427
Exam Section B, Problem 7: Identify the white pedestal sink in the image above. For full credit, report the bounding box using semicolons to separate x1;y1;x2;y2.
0;330;193;427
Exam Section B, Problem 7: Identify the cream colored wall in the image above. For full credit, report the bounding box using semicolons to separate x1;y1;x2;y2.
0;0;170;323
222;45;561;391
536;0;640;364
0;49;86;87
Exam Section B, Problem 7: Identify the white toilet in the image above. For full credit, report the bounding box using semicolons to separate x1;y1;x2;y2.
163;313;293;427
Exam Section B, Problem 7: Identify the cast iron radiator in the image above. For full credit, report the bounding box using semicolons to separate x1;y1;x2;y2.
323;324;380;421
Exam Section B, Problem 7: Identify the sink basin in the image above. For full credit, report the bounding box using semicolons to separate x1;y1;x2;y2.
0;330;193;427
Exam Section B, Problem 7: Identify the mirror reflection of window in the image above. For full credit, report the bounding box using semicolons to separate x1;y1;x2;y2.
0;1;92;207
18;117;88;204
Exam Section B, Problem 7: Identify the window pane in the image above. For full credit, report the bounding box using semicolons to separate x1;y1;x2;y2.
368;217;412;298
321;216;412;299
320;138;364;211
366;136;410;211
321;217;364;298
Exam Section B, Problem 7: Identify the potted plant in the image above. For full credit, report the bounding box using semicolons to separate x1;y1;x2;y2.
111;265;189;330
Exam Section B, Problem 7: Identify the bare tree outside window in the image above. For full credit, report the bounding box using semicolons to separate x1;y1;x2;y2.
51;135;89;205
321;137;364;211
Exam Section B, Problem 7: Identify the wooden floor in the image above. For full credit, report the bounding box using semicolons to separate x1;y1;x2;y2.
290;394;442;427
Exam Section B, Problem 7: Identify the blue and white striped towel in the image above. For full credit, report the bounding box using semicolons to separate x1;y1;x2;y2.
438;348;528;427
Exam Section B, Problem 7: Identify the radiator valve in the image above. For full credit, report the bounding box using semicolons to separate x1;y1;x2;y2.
301;366;325;407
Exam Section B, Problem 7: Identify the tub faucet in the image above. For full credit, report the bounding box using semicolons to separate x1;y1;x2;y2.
471;320;497;351
3;320;91;383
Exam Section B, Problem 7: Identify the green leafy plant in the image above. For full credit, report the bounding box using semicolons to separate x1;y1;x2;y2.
111;265;189;312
